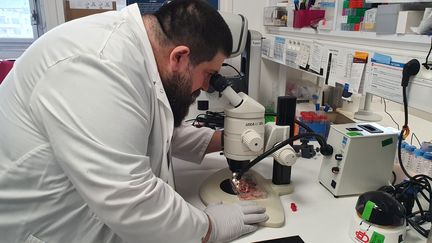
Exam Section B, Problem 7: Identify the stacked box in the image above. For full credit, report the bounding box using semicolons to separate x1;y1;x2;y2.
341;0;372;32
361;8;377;31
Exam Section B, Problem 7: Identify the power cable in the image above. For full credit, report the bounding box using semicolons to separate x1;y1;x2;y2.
382;98;400;130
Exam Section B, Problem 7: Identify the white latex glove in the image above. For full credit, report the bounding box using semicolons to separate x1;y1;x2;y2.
205;201;268;243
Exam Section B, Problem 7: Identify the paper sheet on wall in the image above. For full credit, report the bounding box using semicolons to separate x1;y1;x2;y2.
285;48;298;68
69;0;113;9
326;48;353;87
347;52;368;94
309;42;325;75
364;53;405;103
261;38;273;58
273;37;286;63
320;46;330;78
295;42;311;69
363;52;432;114
284;39;300;68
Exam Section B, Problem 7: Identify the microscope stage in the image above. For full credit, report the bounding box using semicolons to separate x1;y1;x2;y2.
199;168;294;227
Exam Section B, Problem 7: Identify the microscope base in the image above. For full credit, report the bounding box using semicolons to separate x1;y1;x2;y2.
199;168;293;227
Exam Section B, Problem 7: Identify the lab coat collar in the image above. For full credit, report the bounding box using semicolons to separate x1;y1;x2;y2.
123;4;174;133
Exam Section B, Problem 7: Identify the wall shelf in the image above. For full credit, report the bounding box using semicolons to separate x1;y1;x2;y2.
262;55;324;79
266;26;431;49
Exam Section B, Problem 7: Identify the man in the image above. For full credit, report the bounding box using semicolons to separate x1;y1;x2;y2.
0;0;268;242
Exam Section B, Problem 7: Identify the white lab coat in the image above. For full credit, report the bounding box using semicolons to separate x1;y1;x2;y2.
0;4;214;243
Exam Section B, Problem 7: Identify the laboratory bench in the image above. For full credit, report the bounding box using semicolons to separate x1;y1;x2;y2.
173;152;427;243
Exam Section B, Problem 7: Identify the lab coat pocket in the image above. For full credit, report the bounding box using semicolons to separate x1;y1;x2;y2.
25;234;46;243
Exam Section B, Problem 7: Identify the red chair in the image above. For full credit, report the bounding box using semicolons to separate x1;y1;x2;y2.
0;60;15;85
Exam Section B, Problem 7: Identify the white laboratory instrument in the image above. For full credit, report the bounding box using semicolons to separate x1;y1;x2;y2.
319;123;399;197
348;191;406;243
198;78;298;227
349;210;406;243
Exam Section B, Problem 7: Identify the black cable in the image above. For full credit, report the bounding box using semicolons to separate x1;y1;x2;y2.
294;119;328;147
403;86;409;130
398;133;412;180
415;196;425;217
222;63;242;76
383;98;400;130
192;114;207;127
246;132;331;171
407;218;429;238
423;37;432;69
398;86;411;179
392;171;396;185
393;72;432;237
192;111;225;129
411;133;421;147
295;119;315;133
184;118;196;122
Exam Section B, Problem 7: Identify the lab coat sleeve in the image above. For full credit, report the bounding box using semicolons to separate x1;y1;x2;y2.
171;123;215;163
28;55;208;243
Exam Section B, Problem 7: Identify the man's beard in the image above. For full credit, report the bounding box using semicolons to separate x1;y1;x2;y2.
161;72;200;127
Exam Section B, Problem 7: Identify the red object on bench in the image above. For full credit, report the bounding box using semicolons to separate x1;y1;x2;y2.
0;60;14;85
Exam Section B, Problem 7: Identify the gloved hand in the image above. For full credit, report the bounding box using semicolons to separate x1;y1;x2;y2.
204;201;268;243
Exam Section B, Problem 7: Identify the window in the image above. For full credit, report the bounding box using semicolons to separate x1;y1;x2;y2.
0;0;37;39
0;0;40;59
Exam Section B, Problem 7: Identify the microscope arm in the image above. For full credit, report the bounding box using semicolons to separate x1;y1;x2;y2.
264;123;297;167
247;132;333;171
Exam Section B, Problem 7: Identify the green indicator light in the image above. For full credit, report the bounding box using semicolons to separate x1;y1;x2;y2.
346;131;363;137
362;200;375;221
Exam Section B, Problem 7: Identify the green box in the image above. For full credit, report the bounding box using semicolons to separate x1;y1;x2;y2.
355;8;367;16
343;0;350;8
347;16;362;23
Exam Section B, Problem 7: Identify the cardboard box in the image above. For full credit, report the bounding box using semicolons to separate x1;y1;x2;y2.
396;11;423;34
376;4;401;35
64;1;117;21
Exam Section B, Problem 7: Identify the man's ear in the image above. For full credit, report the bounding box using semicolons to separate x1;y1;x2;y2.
168;46;191;73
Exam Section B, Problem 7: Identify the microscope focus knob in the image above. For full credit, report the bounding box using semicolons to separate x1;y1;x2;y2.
335;154;343;161
273;145;297;166
242;129;263;152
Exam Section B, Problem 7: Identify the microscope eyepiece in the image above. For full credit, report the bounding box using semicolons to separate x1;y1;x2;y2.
209;74;229;92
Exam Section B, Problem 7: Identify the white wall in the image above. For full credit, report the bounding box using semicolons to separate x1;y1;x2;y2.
231;0;265;34
223;0;283;109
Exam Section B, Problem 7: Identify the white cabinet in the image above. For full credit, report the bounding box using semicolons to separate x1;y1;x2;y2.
261;0;432;114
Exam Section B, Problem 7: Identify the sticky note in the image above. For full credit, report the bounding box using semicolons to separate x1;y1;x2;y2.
372;53;392;65
354;51;368;60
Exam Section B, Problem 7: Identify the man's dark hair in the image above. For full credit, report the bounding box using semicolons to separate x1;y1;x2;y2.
154;0;233;66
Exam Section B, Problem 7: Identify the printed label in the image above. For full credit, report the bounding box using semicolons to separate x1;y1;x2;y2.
342;136;348;148
354;230;369;243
